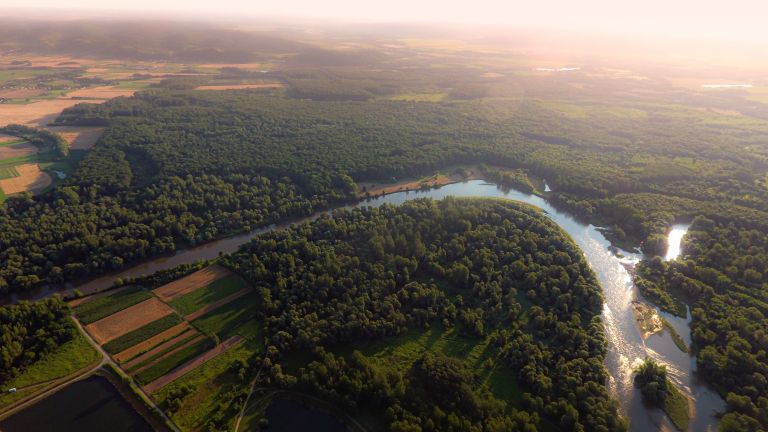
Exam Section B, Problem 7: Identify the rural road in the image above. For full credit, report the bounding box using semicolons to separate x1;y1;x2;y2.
73;317;182;432
0;320;106;421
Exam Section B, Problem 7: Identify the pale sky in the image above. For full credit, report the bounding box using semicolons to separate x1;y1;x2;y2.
5;0;768;44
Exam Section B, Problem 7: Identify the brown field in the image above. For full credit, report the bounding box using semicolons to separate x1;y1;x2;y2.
0;164;51;195
47;126;105;150
0;89;47;99
143;336;243;394
113;322;191;363
131;334;208;375
0;99;101;127
123;329;199;369
194;83;283;91
153;265;232;302
85;298;175;344
0;142;37;159
67;286;132;308
184;288;252;321
198;63;264;70
64;86;136;99
0;134;18;143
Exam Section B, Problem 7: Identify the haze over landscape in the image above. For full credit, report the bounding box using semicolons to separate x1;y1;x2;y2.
0;2;766;432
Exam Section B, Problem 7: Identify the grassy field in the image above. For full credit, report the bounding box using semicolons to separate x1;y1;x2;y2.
192;291;263;342
0;324;100;409
0;166;18;179
662;319;689;353
664;380;691;432
169;275;246;316
152;341;257;430
74;286;153;324
134;337;214;385
103;314;183;354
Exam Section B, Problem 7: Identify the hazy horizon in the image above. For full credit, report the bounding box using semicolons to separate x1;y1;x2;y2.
4;0;768;46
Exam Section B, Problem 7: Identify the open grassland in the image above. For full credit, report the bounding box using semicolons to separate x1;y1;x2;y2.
113;322;191;364
73;286;153;325
0;163;51;195
192;291;262;342
135;337;215;386
154;265;232;302
152;341;256;431
0;325;100;409
87;297;176;344
103;314;184;354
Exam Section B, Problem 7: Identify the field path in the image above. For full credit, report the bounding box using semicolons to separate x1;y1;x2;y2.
184;287;252;321
143;336;243;394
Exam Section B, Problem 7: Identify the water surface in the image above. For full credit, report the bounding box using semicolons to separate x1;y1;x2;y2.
0;376;151;432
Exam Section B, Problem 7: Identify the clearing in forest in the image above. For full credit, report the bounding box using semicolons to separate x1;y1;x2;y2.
112;322;191;363
0;163;51;194
153;264;233;302
46;126;105;150
143;336;243;394
85;297;175;344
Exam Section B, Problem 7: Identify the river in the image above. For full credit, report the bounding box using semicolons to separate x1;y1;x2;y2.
2;180;724;430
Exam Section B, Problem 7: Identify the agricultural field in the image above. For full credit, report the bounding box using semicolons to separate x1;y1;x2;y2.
72;264;262;417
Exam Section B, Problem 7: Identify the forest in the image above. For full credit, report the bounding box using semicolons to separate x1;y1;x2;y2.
223;198;624;431
0;49;765;429
0;298;75;383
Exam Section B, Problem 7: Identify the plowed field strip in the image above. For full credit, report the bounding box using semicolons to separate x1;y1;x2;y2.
153;264;231;302
122;329;198;370
113;322;190;363
184;288;252;321
131;334;207;375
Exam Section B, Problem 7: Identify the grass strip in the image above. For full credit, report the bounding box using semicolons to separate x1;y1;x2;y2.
74;286;152;324
103;314;183;354
135;338;214;385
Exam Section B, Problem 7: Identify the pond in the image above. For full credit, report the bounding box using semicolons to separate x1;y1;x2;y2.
0;376;152;432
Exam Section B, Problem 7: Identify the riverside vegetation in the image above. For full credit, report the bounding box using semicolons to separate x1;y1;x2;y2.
0;22;766;430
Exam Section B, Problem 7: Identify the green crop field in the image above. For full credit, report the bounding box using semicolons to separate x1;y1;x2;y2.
191;291;262;342
103;314;183;354
134;337;214;385
0;166;19;180
125;333;202;373
152;341;257;430
74;286;153;324
169;275;246;316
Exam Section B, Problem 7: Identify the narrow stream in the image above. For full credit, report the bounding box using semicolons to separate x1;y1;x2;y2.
2;180;724;430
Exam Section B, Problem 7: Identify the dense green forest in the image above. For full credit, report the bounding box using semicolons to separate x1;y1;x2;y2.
0;49;766;429
223;198;624;431
0;298;74;383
